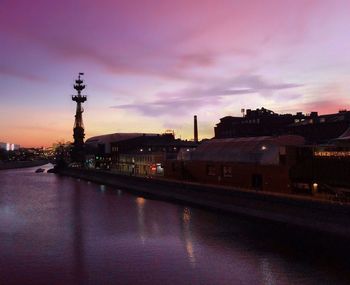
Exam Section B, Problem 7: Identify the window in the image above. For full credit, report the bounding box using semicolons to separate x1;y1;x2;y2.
207;165;216;176
222;166;232;177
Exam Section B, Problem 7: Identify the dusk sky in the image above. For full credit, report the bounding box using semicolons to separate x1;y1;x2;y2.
1;0;350;147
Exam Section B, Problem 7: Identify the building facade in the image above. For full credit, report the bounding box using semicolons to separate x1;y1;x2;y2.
165;135;305;194
215;107;350;144
85;132;197;176
110;133;196;176
214;108;301;138
290;145;350;198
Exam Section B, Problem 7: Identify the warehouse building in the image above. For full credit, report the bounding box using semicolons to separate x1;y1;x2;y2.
165;135;305;193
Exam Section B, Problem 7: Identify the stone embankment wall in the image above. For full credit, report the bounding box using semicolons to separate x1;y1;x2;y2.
0;160;48;170
59;168;350;238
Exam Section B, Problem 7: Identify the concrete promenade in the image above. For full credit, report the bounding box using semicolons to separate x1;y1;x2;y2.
59;168;350;238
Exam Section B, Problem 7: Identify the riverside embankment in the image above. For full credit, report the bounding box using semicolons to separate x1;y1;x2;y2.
59;168;350;238
0;160;48;170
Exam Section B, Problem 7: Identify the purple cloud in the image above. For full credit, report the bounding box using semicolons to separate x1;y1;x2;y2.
111;75;302;116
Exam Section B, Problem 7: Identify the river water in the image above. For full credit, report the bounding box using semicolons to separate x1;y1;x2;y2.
0;165;349;285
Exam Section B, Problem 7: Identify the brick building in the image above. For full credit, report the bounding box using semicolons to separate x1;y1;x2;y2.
165;135;305;194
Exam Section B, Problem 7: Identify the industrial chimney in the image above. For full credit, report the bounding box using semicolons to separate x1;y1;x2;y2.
194;115;198;143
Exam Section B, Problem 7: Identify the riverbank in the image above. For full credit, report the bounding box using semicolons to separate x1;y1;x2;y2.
59;168;350;238
0;160;48;170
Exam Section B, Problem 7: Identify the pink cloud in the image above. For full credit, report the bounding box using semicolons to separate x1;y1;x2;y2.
300;100;349;115
1;0;340;79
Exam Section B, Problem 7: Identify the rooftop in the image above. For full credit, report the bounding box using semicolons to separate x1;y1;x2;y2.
189;135;305;164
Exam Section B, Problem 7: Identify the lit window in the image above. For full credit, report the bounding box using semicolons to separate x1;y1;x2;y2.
314;151;350;157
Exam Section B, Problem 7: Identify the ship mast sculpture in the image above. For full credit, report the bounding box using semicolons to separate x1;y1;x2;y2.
71;73;87;163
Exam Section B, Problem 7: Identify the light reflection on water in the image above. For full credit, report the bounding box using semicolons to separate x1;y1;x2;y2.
0;166;349;285
182;208;196;267
136;197;146;243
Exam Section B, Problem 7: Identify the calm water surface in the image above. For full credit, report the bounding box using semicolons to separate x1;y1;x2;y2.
0;165;349;285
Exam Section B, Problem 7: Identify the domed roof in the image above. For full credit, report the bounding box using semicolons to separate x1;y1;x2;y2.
86;133;160;145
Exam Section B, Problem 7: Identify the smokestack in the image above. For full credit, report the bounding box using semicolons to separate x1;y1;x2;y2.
194;115;198;143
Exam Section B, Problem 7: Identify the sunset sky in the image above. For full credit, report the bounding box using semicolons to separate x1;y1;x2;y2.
1;0;350;147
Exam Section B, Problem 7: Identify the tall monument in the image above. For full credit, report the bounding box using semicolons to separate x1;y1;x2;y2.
71;73;87;163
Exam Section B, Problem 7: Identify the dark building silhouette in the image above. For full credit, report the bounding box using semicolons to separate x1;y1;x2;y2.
214;107;350;144
288;110;350;144
85;132;197;173
283;143;350;199
214;108;300;138
71;73;87;163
